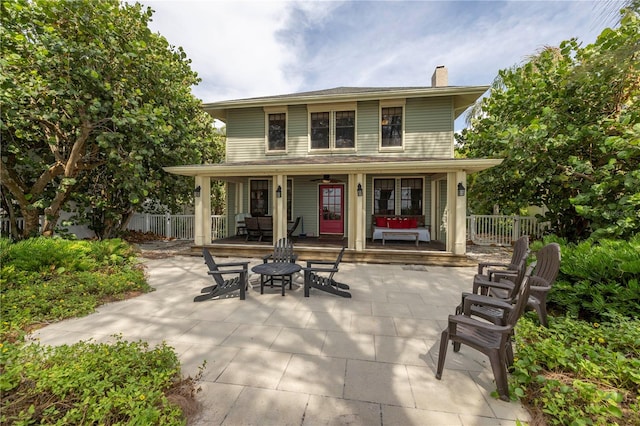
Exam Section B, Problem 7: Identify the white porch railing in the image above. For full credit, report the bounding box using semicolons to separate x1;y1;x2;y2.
466;215;549;246
127;213;227;241
3;214;545;246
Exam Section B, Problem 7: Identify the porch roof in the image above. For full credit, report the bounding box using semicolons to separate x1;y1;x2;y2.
203;85;490;121
164;156;502;178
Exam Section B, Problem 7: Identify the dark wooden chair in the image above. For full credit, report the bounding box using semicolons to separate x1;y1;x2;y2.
245;217;261;241
303;247;351;298
257;216;273;241
261;238;298;291
436;271;532;401
287;216;301;237
194;249;249;301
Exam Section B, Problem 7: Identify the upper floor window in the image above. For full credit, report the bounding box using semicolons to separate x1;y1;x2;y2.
381;106;403;148
311;112;330;149
309;103;356;151
268;113;286;151
335;111;355;148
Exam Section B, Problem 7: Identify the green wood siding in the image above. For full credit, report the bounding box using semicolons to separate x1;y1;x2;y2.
356;101;379;153
405;97;453;157
224;96;455;161
226;108;265;162
288;105;308;156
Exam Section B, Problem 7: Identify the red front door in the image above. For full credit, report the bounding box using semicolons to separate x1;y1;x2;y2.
319;185;344;235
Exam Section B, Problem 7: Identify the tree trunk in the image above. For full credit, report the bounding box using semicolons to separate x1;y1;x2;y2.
22;208;41;238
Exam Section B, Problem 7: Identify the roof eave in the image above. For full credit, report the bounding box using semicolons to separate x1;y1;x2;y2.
203;86;489;122
164;158;502;178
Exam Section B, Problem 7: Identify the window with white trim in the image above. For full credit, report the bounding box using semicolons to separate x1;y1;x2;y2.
381;106;403;148
268;113;286;151
308;104;356;151
373;177;424;215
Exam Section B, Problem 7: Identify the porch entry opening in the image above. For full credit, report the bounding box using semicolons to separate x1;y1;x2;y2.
319;184;344;235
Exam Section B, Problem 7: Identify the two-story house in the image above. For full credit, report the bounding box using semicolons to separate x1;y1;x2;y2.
165;66;501;263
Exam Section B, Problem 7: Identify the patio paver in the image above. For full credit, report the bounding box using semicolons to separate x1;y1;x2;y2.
28;254;531;425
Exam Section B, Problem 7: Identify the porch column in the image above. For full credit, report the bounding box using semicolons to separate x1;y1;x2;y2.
273;174;287;242
235;182;244;214
194;176;211;246
348;174;366;251
446;171;467;255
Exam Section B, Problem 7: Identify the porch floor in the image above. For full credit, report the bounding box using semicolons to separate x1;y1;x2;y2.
195;235;474;267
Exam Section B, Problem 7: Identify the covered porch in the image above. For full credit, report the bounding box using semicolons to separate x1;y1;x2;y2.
164;156;501;264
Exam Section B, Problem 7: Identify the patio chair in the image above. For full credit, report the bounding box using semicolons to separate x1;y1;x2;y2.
463;243;560;327
287;216;301;237
303;247;351;298
261;238;298;290
436;271;532;401
194;249;249;301
474;236;529;292
245;217;261;241
456;258;532;326
524;243;561;327
257;216;273;241
235;213;250;236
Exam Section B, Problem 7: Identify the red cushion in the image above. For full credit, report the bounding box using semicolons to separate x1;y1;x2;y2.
402;219;410;228
375;217;387;227
389;218;402;229
409;218;418;228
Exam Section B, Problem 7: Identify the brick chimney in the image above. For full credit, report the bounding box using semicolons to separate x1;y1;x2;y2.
431;65;448;87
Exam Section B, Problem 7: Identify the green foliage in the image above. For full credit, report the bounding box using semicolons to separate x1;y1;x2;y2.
1;337;192;424
0;238;150;341
459;10;640;241
531;235;640;321
0;0;224;238
512;316;640;425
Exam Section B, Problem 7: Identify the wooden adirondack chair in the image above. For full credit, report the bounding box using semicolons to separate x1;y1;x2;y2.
436;272;533;401
261;238;298;291
194;249;249;301
303;247;351;298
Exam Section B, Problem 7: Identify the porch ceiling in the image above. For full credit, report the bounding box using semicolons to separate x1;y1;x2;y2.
164;156;502;178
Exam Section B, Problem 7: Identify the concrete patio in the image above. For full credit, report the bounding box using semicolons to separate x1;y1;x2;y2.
29;254;530;425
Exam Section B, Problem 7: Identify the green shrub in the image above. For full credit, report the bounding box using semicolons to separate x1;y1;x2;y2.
512;315;640;425
0;237;150;342
1;336;198;425
532;235;640;322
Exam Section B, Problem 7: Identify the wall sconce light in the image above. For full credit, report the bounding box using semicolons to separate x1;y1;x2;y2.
193;185;201;197
457;182;466;197
357;183;363;197
276;185;282;198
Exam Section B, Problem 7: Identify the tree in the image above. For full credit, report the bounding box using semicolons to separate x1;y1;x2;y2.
1;0;223;238
458;9;639;241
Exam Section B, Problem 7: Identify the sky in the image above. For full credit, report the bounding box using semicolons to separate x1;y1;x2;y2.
137;0;624;130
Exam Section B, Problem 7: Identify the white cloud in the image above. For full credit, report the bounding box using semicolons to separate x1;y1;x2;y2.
137;0;616;126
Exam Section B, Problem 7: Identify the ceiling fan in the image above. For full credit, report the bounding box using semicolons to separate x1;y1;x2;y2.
310;174;343;183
